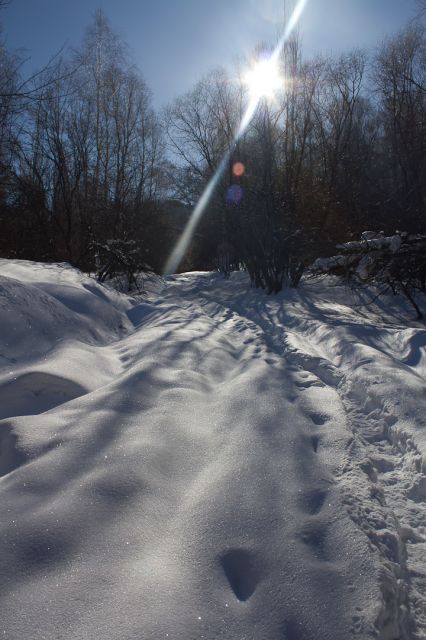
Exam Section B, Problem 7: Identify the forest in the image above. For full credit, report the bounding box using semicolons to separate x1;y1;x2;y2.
0;4;425;290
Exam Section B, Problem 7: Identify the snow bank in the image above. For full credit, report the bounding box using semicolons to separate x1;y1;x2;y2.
0;260;133;362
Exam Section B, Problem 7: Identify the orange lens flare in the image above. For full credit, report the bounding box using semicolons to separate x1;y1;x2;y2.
232;162;245;177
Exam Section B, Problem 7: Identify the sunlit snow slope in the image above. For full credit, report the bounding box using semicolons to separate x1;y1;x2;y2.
0;260;425;640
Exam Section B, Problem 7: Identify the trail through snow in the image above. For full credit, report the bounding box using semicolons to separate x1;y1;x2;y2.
0;262;425;640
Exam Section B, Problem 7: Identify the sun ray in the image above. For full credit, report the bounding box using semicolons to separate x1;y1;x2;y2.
163;0;309;276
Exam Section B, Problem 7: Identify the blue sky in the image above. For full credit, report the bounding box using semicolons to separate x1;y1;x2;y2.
1;0;422;107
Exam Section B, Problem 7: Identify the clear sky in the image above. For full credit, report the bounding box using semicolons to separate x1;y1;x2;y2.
1;0;423;107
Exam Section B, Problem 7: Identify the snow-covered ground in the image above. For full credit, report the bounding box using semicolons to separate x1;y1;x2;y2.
0;260;425;640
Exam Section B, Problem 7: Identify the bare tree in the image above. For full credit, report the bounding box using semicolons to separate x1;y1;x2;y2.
3;10;164;267
416;0;426;17
165;68;241;182
374;25;426;229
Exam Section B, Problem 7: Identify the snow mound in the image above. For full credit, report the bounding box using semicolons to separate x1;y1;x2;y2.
0;260;133;362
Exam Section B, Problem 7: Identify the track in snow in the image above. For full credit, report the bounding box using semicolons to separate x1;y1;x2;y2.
189;272;426;640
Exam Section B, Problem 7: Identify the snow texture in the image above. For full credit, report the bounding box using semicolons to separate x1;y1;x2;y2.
0;260;425;640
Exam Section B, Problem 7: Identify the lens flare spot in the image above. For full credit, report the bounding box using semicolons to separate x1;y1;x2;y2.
227;184;243;204
232;162;245;177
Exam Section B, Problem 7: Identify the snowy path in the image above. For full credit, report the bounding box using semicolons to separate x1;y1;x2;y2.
0;264;425;640
191;273;426;640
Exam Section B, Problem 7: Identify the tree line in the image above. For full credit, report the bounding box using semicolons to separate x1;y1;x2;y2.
0;6;425;291
0;9;169;272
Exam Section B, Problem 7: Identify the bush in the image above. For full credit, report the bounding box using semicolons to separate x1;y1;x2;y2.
91;239;153;293
313;231;426;318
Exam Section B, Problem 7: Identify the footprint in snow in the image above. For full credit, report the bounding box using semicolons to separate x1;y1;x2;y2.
220;548;261;602
370;456;396;473
264;358;277;366
281;617;307;640
309;412;331;426
384;414;398;428
299;488;328;515
311;435;320;453
298;523;329;560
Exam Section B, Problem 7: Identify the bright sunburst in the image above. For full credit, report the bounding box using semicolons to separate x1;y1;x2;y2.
163;0;309;276
243;56;283;101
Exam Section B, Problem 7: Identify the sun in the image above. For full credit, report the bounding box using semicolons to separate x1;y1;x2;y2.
243;56;283;101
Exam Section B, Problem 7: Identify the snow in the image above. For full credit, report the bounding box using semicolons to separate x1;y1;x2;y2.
337;234;402;254
0;261;425;640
